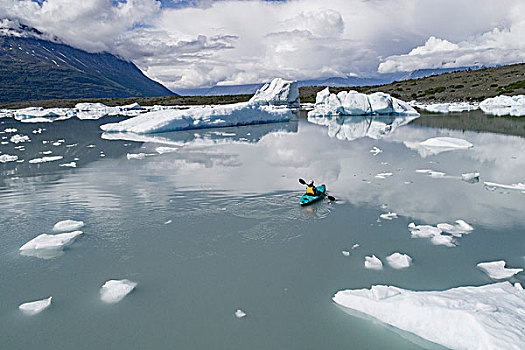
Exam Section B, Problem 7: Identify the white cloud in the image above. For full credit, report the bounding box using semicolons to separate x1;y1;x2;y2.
1;0;524;89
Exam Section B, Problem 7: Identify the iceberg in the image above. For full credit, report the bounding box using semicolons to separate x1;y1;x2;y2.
408;222;455;247
19;297;52;315
308;88;419;117
235;309;247;318
405;137;473;157
52;220;84;232
414;102;479;113
364;255;383;270
385;252;412;269
100;279;137;304
437;220;473;237
479;95;525;116
461;172;480;183
100;78;299;134
19;231;83;259
333;282;525;350
0;154;18;163
477;261;523;280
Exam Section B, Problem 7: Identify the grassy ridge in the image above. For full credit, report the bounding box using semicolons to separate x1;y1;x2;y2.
1;63;524;109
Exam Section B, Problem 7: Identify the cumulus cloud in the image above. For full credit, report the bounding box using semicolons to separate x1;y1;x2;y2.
1;0;524;89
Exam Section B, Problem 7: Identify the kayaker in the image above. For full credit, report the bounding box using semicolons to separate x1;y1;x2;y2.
305;180;319;196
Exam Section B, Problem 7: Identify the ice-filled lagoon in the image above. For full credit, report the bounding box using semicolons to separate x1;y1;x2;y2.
1;109;524;349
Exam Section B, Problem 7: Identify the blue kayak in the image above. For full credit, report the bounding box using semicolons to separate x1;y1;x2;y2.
299;185;326;206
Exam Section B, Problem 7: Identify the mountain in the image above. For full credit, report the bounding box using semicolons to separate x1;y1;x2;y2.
0;19;175;102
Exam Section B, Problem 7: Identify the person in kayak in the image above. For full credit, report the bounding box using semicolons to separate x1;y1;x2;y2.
305;180;320;196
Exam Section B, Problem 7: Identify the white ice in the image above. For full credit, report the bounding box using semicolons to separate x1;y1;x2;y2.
127;153;153;160
28;155;63;164
100;279;137;304
52;220;84;232
375;173;393;179
18;297;52;316
385;252;412;269
342;251;350;256
19;231;83;259
352;244;360;250
101;78;298;134
308;88;419;117
414;102;479;113
461;172;480;183
479;95;525;116
477;261;523;280
408;222;455;247
437;220;474;237
10;134;30;143
370;146;382;156
379;212;398;220
0;154;18;163
484;181;525;192
405;137;473;157
235;309;247;318
333;282;525;350
59;162;77;168
364;255;383;270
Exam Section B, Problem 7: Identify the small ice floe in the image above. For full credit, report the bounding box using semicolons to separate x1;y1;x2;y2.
0;154;18;163
342;250;350;257
333;282;525;350
408;222;455;247
415;169;446;178
414;102;479;113
461;172;480;183
59;162;77;168
53;220;84;232
386;252;413;269
370;146;382;156
156;146;178;154
10;134;30;143
375;172;392;179
4;128;17;133
479;95;525;117
364;255;383;270
484;181;525;192
164;220;172;225
40;150;53;155
28;156;63;164
100;279;137;304
126;153;153;160
18;297;52;315
235;309;247;318
437;220;474;237
477;261;523;280
405;137;473;157
379;212;398;220
32;128;44;134
19;231;83;259
65;143;77;148
351;244;360;250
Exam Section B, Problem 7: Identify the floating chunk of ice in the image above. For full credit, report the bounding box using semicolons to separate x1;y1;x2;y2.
0;154;18;163
386;252;412;269
437;220;474;237
59;162;77;168
375;173;392;179
235;309;247;318
18;297;52;315
477;261;523;280
352;244;360;250
379;212;398;220
479;95;525;116
4;128;17;132
156;147;178;154
164;220;172;225
28;156;63;164
364;255;383;270
414;102;479;113
408;222;455;247
333;282;525;350
101;78;298;134
484;181;525;191
126;153;152;160
342;250;350;257
405;137;473;157
308;88;418;117
19;231;83;258
100;279;137;304
370;146;382;156
52;220;84;232
10;134;30;143
461;172;480;183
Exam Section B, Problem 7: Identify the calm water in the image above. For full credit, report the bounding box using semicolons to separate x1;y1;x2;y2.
0;110;524;349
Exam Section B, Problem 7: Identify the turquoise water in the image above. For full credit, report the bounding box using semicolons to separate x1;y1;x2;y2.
0;111;524;349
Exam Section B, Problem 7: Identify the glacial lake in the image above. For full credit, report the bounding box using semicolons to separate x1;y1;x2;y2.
1;110;524;349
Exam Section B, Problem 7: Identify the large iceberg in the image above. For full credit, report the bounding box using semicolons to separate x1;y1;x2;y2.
479;95;525;116
100;78;299;134
308;88;419;117
333;282;525;350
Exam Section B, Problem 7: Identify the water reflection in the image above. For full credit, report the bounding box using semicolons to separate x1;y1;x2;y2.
307;114;420;141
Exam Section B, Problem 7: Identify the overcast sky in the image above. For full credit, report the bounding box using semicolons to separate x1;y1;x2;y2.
1;0;524;89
